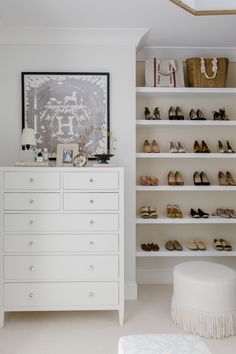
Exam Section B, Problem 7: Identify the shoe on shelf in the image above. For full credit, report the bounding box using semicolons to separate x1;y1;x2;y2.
141;243;152;251
218;171;228;186
213;239;224;251
173;240;183;250
225;171;236;186
218;140;226;153
140;206;150;219
144;107;152;120
198;208;209;218
175;171;184;186
143;140;151;153
200;171;210;185
219;108;229;120
212;208;230;218
196;109;206;120
172;205;183;218
153;107;161;120
149;176;159;186
168;106;176;120
189;109;198;120
201;140;211;153
189;208;200;218
195;240;207;250
220;238;232;251
168;171;176;186
151;139;160;153
149;207;158;219
139;176;149;186
193;171;202;185
226;140;235;153
175;106;184;120
187;241;198;251
194;140;202;153
169;141;178;153
167;204;175;218
165;240;175;251
177;141;185;153
227;209;236;218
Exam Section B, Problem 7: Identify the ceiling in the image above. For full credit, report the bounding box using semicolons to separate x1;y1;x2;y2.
0;0;236;47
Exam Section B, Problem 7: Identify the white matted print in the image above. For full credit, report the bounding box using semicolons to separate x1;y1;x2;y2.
22;72;110;158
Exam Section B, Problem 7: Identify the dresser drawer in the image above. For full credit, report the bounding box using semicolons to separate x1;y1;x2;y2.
4;234;119;253
4;172;60;190
63;172;119;190
64;193;119;211
4;255;118;280
4;282;119;307
4;193;60;211
4;213;119;232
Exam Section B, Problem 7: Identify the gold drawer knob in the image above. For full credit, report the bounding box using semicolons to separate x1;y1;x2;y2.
29;241;34;247
89;241;94;245
29;220;34;225
89;220;94;225
29;199;34;204
89;178;94;183
89;291;94;297
90;200;94;204
89;265;95;270
30;178;34;183
29;292;34;299
29;265;34;271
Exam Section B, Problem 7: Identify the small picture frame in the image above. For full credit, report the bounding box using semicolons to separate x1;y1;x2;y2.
73;153;88;167
56;144;79;167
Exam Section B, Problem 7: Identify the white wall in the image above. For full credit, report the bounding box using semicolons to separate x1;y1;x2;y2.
0;44;137;299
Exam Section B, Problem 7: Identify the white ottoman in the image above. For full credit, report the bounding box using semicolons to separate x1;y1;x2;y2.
118;334;211;354
171;261;236;338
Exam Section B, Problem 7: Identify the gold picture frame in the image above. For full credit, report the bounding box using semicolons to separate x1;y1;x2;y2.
56;144;79;167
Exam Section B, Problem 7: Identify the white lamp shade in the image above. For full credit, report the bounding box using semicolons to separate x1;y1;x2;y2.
21;128;37;147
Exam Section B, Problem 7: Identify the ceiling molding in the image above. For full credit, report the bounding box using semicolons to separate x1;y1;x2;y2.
0;27;149;47
170;0;236;15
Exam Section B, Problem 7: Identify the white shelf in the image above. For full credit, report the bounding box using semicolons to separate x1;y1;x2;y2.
136;120;236;126
136;216;236;224
136;87;236;96
136;246;236;257
136;153;236;159
136;185;236;191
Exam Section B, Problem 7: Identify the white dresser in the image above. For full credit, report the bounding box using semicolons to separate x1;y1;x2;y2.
0;167;124;327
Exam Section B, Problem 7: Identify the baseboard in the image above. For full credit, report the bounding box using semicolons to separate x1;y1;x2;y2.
125;281;137;300
136;268;173;284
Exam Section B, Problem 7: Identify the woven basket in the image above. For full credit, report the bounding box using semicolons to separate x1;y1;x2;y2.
186;57;229;87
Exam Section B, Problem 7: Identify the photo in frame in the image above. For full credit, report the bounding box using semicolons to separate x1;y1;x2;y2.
22;72;110;159
56;144;79;167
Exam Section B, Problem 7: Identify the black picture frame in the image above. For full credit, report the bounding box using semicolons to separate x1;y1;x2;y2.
22;72;110;159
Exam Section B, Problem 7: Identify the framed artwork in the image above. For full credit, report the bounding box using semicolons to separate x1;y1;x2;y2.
22;72;110;159
56;144;79;167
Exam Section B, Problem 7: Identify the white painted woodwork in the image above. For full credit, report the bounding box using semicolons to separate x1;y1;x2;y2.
63;193;119;211
4;193;60;211
63;172;119;190
4;172;60;190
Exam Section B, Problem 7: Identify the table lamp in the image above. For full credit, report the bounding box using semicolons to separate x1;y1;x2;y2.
20;128;37;162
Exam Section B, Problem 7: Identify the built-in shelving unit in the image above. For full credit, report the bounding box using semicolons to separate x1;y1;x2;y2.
136;153;236;159
136;246;236;257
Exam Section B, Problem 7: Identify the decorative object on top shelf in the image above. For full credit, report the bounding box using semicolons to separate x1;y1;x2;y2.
56;143;79;167
73;153;88;167
145;58;185;88
94;130;116;164
186;58;229;88
22;72;110;159
20;128;37;162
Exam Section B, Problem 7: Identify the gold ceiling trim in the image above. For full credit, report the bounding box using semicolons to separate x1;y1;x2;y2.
170;0;236;15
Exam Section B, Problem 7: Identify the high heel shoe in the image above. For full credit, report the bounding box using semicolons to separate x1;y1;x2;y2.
151;140;160;153
194;140;202;153
196;109;206;120
169;141;178;153
201;140;211;153
168;171;176;186
143;139;151;153
218;171;227;186
193;171;202;185
153;107;161;120
200;171;210;185
173;205;183;218
149;176;159;186
177;141;185;153
226;140;235;153
175;106;184;120
189;208;200;218
226;171;236;185
175;171;184;186
218;140;225;153
168;106;176;120
144;107;151;120
189;109;198;120
219;108;229;120
198;208;209;218
167;204;174;218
